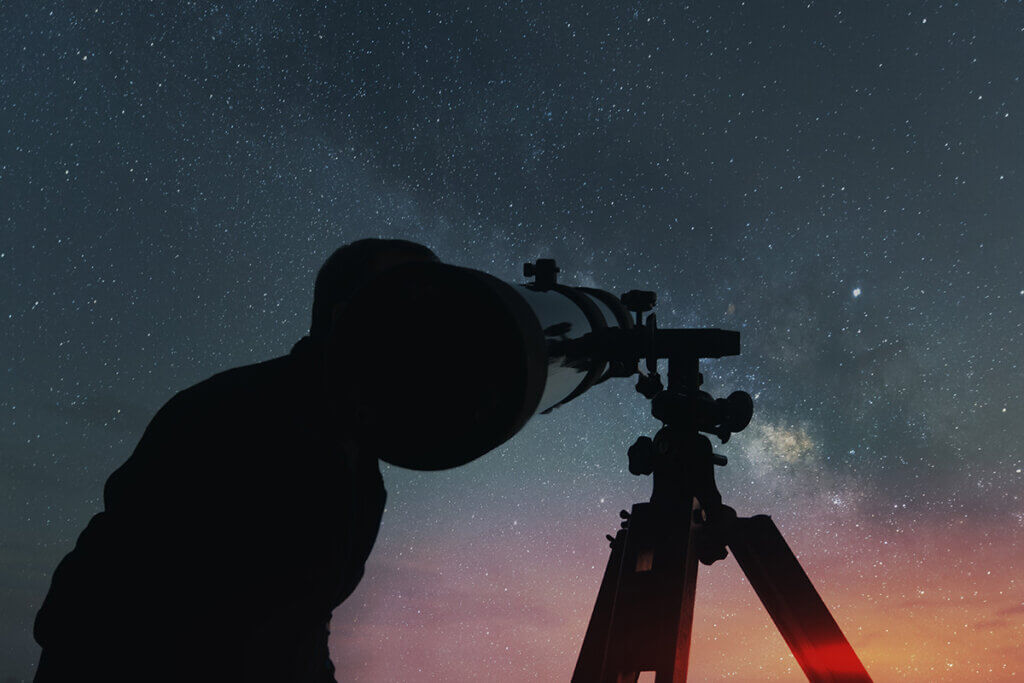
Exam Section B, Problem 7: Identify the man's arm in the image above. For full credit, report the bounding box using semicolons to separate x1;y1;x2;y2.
34;392;190;652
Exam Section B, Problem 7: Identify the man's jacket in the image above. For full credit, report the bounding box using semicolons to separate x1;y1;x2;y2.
34;337;385;682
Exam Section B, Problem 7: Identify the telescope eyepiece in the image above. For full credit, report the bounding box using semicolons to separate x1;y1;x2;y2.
523;259;560;290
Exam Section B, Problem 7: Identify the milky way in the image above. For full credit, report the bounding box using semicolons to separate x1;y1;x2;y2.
3;2;1023;680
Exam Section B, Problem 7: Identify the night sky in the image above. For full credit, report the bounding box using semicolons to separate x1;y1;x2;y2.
3;1;1023;681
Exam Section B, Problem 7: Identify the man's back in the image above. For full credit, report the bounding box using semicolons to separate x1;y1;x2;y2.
34;338;385;682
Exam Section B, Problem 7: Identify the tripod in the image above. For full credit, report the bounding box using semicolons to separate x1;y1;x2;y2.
571;349;872;683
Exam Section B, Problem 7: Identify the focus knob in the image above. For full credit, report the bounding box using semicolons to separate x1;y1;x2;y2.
628;436;655;476
721;391;754;433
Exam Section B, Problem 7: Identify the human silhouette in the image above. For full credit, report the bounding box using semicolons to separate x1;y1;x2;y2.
34;239;439;683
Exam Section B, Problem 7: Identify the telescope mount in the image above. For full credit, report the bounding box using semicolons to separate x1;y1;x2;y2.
568;296;873;683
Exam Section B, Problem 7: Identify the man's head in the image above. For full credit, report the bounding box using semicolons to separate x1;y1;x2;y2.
310;238;439;339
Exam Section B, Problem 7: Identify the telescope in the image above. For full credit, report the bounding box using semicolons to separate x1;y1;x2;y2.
327;258;746;471
329;257;871;682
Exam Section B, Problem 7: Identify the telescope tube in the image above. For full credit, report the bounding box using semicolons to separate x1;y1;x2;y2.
326;261;631;470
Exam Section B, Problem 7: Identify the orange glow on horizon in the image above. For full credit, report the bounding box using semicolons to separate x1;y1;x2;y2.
332;508;1024;681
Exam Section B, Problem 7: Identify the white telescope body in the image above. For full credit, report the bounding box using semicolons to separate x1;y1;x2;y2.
327;261;631;470
516;286;624;413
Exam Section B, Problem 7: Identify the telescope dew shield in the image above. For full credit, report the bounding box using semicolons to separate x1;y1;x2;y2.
326;261;628;470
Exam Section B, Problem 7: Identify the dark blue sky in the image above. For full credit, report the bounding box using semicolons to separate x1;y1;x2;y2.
3;2;1023;680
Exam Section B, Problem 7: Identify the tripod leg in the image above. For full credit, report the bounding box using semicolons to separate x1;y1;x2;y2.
600;502;700;683
572;530;626;683
728;515;872;683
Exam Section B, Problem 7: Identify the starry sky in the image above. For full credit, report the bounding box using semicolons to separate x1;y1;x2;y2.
2;1;1023;681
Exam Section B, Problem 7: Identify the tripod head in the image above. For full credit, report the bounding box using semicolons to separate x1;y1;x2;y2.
519;259;754;531
617;299;753;444
628;349;752;537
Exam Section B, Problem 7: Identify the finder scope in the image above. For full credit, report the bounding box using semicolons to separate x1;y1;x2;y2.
327;259;741;470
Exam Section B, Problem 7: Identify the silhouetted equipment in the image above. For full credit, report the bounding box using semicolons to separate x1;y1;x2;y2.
330;258;740;471
332;257;871;681
560;259;872;683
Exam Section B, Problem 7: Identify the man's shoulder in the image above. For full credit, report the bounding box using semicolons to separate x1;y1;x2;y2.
181;338;319;400
139;353;306;443
185;354;293;395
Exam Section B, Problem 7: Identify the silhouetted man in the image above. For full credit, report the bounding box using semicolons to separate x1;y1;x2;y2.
34;239;439;682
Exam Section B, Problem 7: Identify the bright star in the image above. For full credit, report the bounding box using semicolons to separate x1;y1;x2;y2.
852;287;862;298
